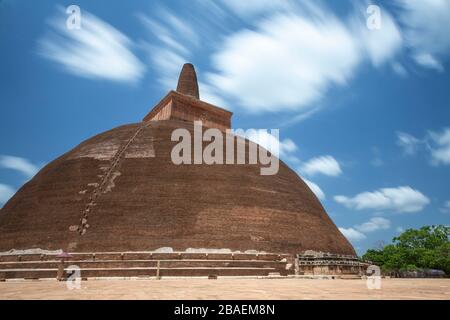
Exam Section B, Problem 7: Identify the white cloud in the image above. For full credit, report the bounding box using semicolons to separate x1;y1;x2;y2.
279;139;298;156
0;155;39;178
39;8;145;83
340;217;391;243
243;130;298;160
351;4;403;66
355;217;391;233
396;0;450;71
0;184;15;206
396;131;421;155
413;53;444;72
206;8;362;113
334;186;430;213
300;155;342;177
339;227;366;241
302;178;325;200
428;128;450;165
397;128;450;166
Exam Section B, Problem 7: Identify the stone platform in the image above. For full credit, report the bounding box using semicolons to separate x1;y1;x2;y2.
296;252;370;276
0;252;294;280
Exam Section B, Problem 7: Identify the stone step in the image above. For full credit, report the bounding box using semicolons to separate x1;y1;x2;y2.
0;252;286;262
0;267;281;279
0;268;57;280
0;259;287;270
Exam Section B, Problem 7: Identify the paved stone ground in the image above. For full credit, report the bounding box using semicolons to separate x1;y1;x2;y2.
0;278;449;300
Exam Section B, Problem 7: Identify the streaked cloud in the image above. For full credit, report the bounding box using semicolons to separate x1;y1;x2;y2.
428;128;450;165
391;62;408;77
138;10;201;91
0;155;39;178
413;53;444;72
396;0;450;71
334;186;430;213
144;45;187;90
137;13;190;56
205;2;405;115
300;155;342;177
198;81;229;107
219;0;293;18
160;10;200;47
398;128;450;166
144;0;450;118
38;8;145;83
396;131;421;155
351;3;403;67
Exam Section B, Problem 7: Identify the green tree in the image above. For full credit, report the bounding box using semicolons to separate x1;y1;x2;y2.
394;225;449;250
362;225;450;274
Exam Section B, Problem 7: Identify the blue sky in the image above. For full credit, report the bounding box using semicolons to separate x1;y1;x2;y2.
0;0;449;255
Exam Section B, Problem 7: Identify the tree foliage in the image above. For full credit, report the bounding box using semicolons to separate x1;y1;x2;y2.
362;225;450;274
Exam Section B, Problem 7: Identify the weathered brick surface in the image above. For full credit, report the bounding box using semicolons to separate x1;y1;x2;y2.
0;119;354;256
143;90;232;131
176;63;199;99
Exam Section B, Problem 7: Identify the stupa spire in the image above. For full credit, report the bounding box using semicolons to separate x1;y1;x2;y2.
176;63;200;99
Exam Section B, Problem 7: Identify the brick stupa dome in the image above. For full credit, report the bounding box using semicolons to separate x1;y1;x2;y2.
0;64;355;256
